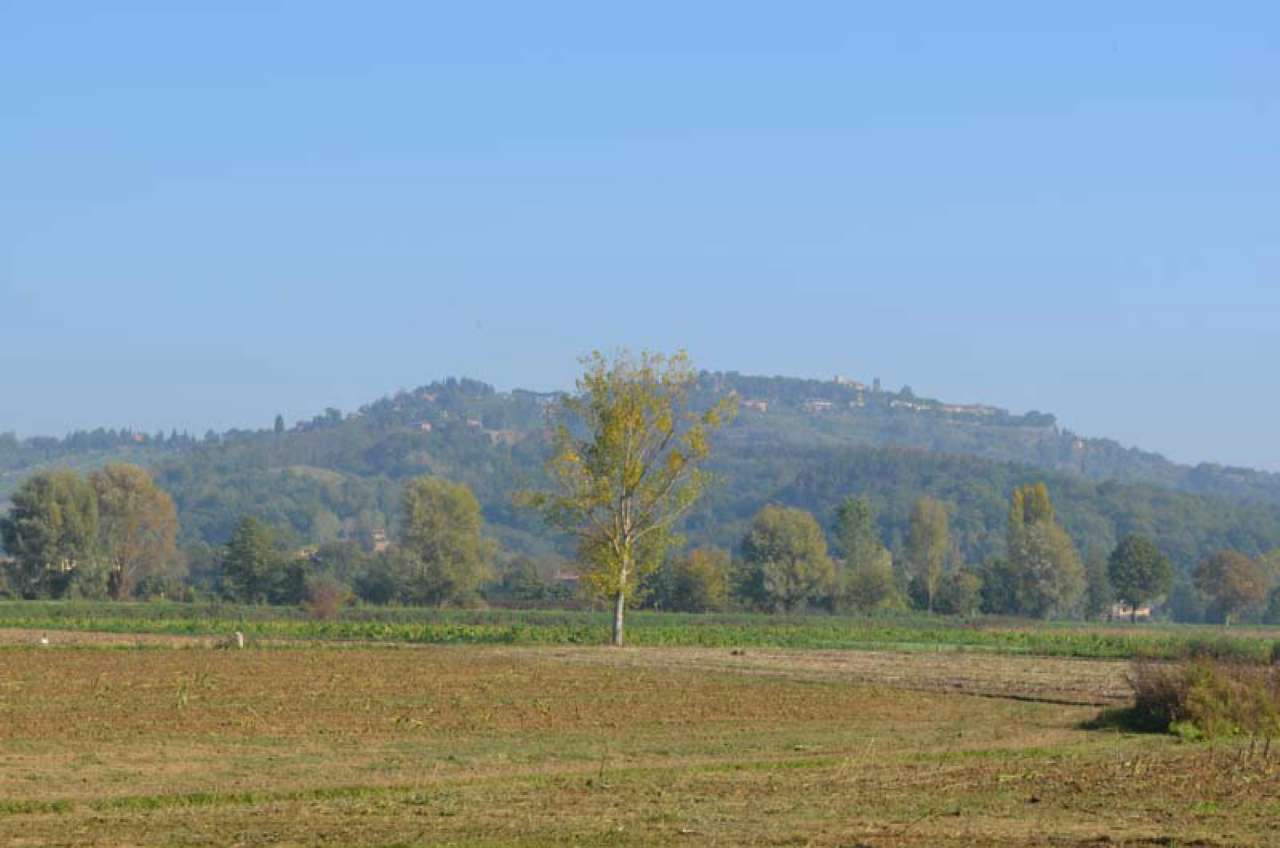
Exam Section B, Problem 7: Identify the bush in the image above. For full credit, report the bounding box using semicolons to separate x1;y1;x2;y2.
1127;658;1280;739
934;570;983;617
304;576;350;621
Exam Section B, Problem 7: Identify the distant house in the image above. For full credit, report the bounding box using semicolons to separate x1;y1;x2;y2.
940;403;999;417
833;375;867;391
485;428;521;446
465;418;483;429
1108;602;1152;621
552;568;580;590
416;421;433;432
371;529;390;554
802;399;834;414
742;399;769;413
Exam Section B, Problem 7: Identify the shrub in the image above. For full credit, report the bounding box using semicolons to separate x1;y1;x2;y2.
1127;658;1280;739
304;576;350;621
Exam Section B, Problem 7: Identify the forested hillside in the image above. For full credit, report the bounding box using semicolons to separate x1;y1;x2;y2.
5;373;1280;577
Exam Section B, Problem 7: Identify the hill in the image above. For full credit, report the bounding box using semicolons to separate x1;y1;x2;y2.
5;373;1280;575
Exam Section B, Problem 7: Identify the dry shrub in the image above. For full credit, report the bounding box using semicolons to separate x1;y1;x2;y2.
1128;658;1280;740
305;576;350;621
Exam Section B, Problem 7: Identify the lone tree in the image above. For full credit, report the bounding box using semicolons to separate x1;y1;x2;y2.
1193;550;1267;626
525;350;734;646
1107;534;1171;621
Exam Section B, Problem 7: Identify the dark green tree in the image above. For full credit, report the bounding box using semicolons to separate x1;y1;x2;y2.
221;517;283;603
833;496;880;571
737;505;835;612
0;470;99;598
1107;534;1172;621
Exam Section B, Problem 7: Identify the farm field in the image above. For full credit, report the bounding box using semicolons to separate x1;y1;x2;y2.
2;641;1278;846
4;601;1280;661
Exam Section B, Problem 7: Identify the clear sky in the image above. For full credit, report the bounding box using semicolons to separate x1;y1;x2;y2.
2;3;1277;470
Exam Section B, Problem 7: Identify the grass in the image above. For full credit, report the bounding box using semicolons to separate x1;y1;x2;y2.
2;599;1279;660
1;644;1278;846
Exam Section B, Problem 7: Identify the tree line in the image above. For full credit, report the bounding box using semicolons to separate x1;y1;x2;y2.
4;352;1280;629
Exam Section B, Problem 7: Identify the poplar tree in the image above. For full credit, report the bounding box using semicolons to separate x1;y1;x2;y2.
526;350;734;645
905;496;949;611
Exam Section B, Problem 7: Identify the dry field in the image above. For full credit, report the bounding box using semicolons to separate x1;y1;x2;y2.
0;643;1276;846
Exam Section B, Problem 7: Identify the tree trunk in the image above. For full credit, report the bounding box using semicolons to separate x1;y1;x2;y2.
612;590;626;647
1131;606;1137;623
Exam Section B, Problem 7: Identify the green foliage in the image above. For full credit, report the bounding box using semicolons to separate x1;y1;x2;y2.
1193;550;1268;625
1126;658;1280;739
220;517;285;603
524;350;734;644
4;601;1280;663
737;505;835;612
650;547;731;613
934;569;983;616
1003;484;1084;618
0;469;99;598
840;547;899;613
10;373;1280;620
400;476;493;606
832;496;880;570
1107;534;1172;619
91;463;184;599
904;496;949;611
1083;545;1113;619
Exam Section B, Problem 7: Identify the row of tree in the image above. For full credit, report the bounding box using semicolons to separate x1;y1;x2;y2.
5;352;1280;633
0;465;183;599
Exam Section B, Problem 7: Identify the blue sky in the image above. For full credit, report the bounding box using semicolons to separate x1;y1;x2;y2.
2;3;1277;469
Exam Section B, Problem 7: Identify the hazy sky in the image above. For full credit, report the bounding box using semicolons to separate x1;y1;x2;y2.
2;3;1277;470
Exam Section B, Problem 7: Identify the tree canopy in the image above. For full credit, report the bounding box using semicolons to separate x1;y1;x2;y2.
525;350;734;645
738;505;835;612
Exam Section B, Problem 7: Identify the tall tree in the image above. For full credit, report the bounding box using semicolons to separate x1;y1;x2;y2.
1107;534;1172;621
525;350;734;646
833;496;881;571
841;546;897;613
90;464;183;600
400;476;494;605
0;470;99;598
833;495;897;613
1083;545;1114;620
221;517;282;603
738;505;835;612
904;496;949;612
1193;550;1267;626
1006;483;1084;618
